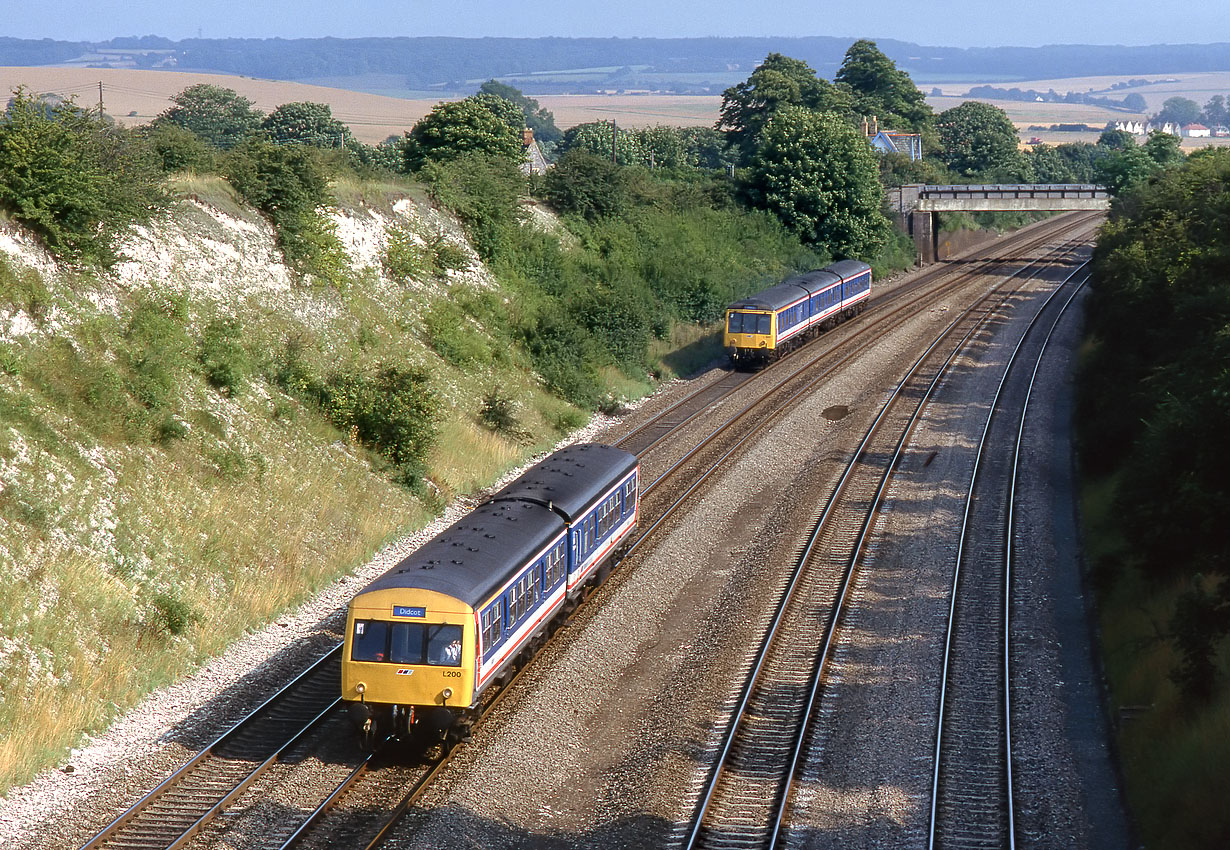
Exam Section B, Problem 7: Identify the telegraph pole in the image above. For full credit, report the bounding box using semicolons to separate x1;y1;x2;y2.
98;81;104;121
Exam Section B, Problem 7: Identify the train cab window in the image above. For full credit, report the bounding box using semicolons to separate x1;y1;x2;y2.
426;624;463;666
388;622;427;663
351;620;391;662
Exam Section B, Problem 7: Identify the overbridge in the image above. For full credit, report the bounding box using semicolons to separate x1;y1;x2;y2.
887;183;1111;263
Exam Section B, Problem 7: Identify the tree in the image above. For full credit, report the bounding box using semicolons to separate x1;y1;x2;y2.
835;39;933;134
936;101;1021;176
157;84;262;149
1122;92;1148;113
718;53;852;164
557;121;645;166
1097;129;1137;150
402;94;525;171
260;101;352;149
1203;95;1228;128
1155;96;1201;127
478;79;561;143
743;106;888;258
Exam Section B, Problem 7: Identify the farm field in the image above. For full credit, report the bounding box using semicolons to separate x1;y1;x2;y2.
1;66;1227;146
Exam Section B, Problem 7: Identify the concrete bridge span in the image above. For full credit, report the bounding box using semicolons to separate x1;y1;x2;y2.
888;184;1110;263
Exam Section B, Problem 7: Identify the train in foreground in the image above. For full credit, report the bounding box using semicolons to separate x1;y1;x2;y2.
342;443;638;747
723;259;872;366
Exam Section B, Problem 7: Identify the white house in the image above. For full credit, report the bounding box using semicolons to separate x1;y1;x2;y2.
1181;123;1211;138
1145;121;1182;137
1113;120;1146;135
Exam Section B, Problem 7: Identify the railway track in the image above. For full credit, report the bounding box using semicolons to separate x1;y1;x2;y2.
679;237;1092;850
927;263;1091;850
79;650;341;850
615;212;1100;462
76;215;1099;850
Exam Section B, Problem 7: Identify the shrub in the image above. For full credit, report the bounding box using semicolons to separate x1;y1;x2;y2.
0;89;166;265
198;316;250;395
420;152;526;262
382;222;431;283
423;302;490;367
479;390;519;433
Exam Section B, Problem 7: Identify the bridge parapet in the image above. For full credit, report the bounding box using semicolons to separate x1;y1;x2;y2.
891;183;1110;212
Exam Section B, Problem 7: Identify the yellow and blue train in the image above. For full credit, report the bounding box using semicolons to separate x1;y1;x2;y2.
342;443;638;746
723;259;872;366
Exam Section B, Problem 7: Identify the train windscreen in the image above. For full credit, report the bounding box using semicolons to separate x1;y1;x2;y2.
351;620;463;667
727;312;771;334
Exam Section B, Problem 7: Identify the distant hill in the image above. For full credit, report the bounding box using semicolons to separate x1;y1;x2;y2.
2;35;1229;96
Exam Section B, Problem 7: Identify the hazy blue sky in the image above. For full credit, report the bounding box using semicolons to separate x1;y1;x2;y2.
4;0;1223;48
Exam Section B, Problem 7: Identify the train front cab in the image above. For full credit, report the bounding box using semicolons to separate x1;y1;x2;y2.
342;587;477;746
724;308;775;366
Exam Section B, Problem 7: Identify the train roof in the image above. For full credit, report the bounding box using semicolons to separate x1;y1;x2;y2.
727;260;872;313
489;442;638;523
826;259;872;278
357;498;566;608
783;268;842;296
727;281;811;312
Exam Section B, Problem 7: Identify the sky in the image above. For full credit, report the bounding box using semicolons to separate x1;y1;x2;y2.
1;0;1224;48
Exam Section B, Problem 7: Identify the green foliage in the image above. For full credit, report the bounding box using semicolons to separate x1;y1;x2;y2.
718;53;853;164
274;342;439;478
423;301;490;367
1155;95;1202;127
142;122;218;174
1093;132;1185;195
403;94;525;172
157;84;262;150
835;39;933;134
743;106;889;258
420;152;526;262
936;100;1023;177
478;389;519;433
558;121;645;166
0;89;166;265
478;79;561;143
0;255;51;322
260;101;352;149
223;138;345;281
382;222;432;282
198;317;250;395
543;150;630;221
1082;146;1230;592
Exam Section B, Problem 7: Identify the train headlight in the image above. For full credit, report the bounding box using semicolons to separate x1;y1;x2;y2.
442;688;453;700
355;682;366;694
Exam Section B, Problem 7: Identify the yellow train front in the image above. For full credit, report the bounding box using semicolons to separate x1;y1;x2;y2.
342;443;639;748
724;260;872;366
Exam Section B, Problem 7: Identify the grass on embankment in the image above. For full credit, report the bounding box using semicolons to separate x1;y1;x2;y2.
1082;473;1230;849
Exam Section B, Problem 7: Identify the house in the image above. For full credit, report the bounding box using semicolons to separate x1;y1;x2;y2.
1181;123;1211;138
1212;125;1230;138
1113;120;1146;135
868;131;923;161
1145;121;1182;136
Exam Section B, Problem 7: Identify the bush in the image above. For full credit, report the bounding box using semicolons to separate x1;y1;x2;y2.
423;302;490;367
198;316;250;395
382;222;431;283
224;139;345;282
0;89;166;265
420;152;526;262
479;390;519;433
